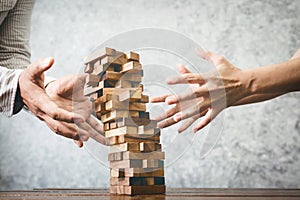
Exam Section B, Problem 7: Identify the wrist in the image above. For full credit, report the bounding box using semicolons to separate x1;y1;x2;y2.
240;69;257;96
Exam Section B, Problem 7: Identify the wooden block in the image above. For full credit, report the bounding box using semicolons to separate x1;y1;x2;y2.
118;89;142;102
108;151;165;161
86;74;100;87
107;134;161;146
110;177;154;186
115;80;140;88
110;159;142;168
92;60;103;75
98;80;117;88
105;126;138;138
110;122;117;129
120;70;143;82
101;54;128;66
83;86;103;97
84;47;115;64
89;93;98;101
101;71;122;81
104;123;110;131
116;117;156;127
84;63;93;73
126;52;140;61
117;134;161;143
142;159;164;168
105;100;146;112
110;168;124;178
100;110;126;123
102;63;122;72
139;111;150;119
139;142;162;152
110;142;161;153
121;61;142;73
138;127;160;136
110;185;166;195
95;102;108;114
101;88;141;97
139;95;149;103
95;94;118;104
109;142;140;153
124;168;164;177
110;177;164;186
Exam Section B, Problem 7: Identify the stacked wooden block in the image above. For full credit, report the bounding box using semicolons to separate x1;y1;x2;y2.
83;47;166;195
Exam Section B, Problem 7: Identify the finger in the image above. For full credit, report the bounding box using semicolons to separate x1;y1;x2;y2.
195;48;210;61
177;64;191;74
74;140;84;148
157;117;177;129
166;73;205;85
173;97;208;122
39;97;84;123
77;120;107;145
87;115;104;135
177;108;209;133
206;51;228;66
29;57;54;77
154;106;178;122
58;74;87;97
150;94;171;103
165;86;207;105
178;117;197;133
42;115;80;140
192;107;222;133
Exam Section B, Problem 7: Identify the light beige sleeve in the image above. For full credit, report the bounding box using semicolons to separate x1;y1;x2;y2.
0;0;34;69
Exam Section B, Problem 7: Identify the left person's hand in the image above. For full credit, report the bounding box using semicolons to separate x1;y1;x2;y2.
45;73;107;147
19;57;106;148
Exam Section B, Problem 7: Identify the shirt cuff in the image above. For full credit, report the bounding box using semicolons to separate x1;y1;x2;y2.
0;69;23;116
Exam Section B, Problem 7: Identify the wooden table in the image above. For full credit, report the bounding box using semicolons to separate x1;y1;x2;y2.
1;188;300;200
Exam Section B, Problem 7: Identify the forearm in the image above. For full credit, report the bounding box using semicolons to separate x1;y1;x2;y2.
244;58;300;96
233;92;284;106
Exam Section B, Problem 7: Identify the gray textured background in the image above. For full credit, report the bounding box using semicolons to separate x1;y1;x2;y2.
1;0;300;190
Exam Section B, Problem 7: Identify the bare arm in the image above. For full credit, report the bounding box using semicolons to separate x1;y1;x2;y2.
151;49;300;133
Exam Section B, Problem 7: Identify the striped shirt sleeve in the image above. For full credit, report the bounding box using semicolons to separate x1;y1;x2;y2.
0;66;23;116
0;0;34;116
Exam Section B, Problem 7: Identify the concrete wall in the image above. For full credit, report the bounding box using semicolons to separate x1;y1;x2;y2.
1;0;300;190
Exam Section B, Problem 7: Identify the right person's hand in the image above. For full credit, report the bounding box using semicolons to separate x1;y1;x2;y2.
151;51;251;133
151;48;300;134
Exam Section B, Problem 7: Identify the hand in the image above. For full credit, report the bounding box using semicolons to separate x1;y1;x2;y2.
151;51;250;133
19;58;106;147
46;74;107;146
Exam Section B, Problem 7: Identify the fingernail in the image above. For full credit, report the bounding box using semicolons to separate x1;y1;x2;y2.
157;122;164;128
173;113;181;122
75;117;84;123
42;57;52;67
165;96;176;104
166;78;173;84
193;127;199;133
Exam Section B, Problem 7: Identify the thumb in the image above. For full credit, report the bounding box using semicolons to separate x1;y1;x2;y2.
30;57;54;77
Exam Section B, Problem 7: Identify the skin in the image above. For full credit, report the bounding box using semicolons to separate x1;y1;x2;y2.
151;48;300;133
19;57;106;147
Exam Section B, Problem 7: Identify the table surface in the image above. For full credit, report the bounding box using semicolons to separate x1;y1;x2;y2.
1;188;300;200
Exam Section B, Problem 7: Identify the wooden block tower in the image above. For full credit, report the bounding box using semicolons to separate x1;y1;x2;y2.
83;47;166;195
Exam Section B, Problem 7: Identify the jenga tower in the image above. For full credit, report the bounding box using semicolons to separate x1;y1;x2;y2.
83;47;166;195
